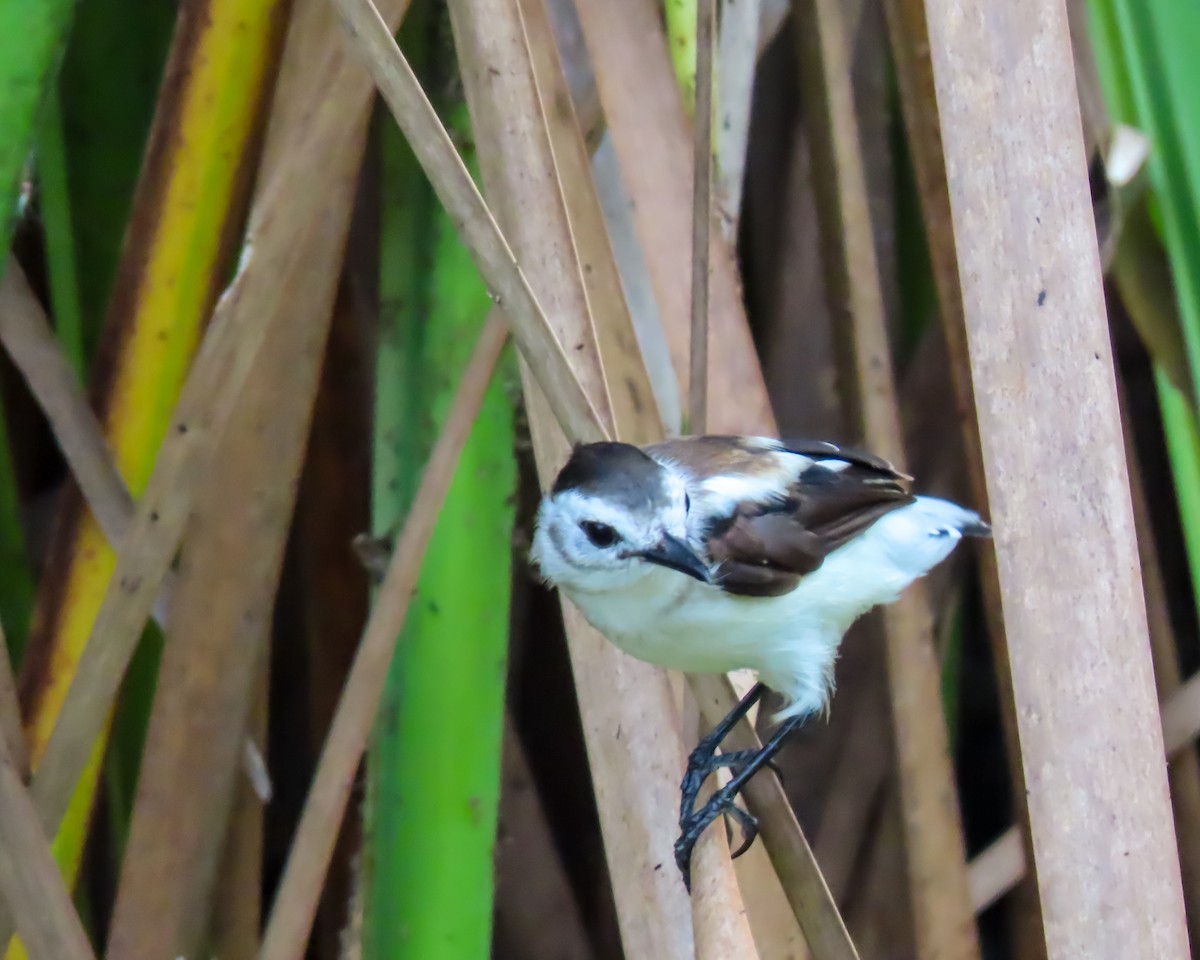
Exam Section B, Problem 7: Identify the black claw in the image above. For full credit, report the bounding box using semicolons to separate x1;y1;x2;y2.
725;803;760;859
674;691;810;889
675;778;754;888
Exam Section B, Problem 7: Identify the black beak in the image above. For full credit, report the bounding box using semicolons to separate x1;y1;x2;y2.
962;519;992;538
637;534;711;583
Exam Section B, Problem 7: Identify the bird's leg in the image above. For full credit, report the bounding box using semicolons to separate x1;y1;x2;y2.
708;749;786;785
679;683;766;828
675;711;808;889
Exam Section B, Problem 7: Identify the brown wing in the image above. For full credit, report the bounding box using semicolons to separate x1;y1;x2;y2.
702;440;914;598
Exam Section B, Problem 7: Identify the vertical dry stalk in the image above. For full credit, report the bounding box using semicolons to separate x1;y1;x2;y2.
792;0;981;955
680;695;761;959
105;2;373;951
575;0;865;950
524;411;698;957
530;0;772;942
518;0;662;445
922;0;1189;956
209;666;269;960
574;0;773;433
689;0;714;433
714;0;761;242
881;0;1042;949
444;0;611;432
445;0;706;951
689;776;758;959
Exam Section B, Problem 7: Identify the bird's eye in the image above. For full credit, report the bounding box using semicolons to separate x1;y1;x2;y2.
580;520;620;548
684;492;691;514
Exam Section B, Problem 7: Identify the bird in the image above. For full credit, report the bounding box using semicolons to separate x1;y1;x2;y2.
531;434;990;886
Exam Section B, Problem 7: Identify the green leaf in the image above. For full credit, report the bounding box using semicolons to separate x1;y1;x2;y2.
56;0;174;359
364;5;515;957
1089;0;1200;611
0;0;78;659
0;0;75;245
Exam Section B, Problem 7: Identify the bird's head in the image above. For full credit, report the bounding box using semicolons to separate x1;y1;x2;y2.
531;442;711;593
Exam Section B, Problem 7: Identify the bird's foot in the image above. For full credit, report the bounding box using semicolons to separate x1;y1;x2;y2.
680;746;782;828
674;779;761;890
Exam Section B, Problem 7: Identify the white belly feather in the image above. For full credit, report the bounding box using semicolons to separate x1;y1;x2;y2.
561;497;969;720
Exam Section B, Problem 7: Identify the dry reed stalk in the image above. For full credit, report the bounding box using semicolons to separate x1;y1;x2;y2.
677;690;761;960
209;665;269;960
0;260;181;629
689;0;714;434
256;312;510;960
691;673;859;960
731;844;812;959
576;0;865;946
573;0;773;432
522;402;698;956
881;2;1043;950
922;0;1189;955
792;1;981;956
0;623;25;782
444;0;612;430
681;0;767;939
519;0;662;445
18;54;372;861
972;666;1200;911
529;0;765;936
445;0;715;949
0;260;131;560
715;0;761;242
690;774;759;959
105;3;373;950
0;726;93;960
966;383;1200;926
329;0;607;444
967;830;1025;914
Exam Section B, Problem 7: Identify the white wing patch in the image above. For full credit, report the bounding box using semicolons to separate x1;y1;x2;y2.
696;450;811;516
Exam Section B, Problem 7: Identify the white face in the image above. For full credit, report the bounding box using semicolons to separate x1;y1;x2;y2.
531;471;695;594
